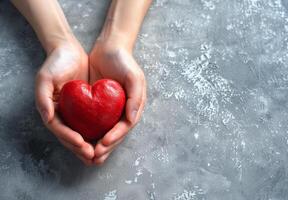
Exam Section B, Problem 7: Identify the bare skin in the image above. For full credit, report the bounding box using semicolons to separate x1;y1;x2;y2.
90;0;152;165
11;0;152;166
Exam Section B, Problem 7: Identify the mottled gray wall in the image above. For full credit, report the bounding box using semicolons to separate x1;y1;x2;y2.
1;0;288;199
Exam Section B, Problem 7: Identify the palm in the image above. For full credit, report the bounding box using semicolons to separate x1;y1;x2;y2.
89;45;140;85
38;45;88;96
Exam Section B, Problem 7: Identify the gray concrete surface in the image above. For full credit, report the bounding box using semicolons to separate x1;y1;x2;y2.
1;0;288;199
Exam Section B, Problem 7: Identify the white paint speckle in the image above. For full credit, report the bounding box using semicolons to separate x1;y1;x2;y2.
136;169;143;176
201;0;219;10
174;190;196;200
83;13;89;18
104;190;117;200
134;157;142;166
174;88;186;100
226;24;233;30
168;51;176;58
124;180;132;184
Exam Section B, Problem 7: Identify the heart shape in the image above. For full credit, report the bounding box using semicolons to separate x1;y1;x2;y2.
58;79;126;141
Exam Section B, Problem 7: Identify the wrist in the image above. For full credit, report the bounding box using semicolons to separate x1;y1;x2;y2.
43;30;77;55
97;28;134;53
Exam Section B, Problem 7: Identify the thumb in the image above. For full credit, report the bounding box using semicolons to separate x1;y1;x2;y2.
124;72;144;124
35;75;55;124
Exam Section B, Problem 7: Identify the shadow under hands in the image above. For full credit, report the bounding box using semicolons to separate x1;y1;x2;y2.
0;1;92;188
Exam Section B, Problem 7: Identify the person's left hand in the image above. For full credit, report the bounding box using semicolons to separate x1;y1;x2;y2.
89;41;147;165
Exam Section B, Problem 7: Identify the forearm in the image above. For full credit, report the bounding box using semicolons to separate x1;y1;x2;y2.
11;0;74;54
98;0;153;52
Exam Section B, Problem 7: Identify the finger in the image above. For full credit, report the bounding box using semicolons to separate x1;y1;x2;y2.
94;151;112;166
94;136;125;158
76;154;93;166
101;79;147;147
46;113;86;148
58;138;94;160
94;135;124;165
134;78;147;123
35;74;54;123
101;120;131;146
124;70;145;124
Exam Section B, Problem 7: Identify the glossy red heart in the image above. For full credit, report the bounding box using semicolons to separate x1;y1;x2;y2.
58;79;126;141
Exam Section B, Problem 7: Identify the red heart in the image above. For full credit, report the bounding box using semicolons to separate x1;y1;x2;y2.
58;79;126;141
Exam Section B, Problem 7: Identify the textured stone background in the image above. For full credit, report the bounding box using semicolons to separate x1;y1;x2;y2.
1;0;288;199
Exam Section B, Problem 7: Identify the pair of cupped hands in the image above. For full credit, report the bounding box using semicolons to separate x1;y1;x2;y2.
35;35;146;166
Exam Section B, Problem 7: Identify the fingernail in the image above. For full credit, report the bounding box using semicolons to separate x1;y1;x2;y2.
40;110;49;123
131;109;138;123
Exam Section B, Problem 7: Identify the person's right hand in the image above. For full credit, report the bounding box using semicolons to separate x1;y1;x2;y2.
35;39;94;165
